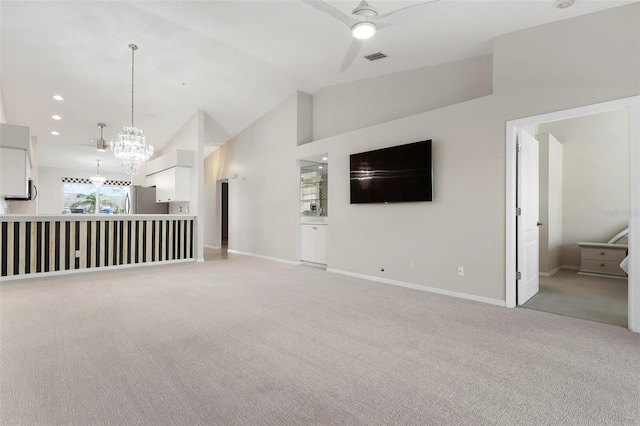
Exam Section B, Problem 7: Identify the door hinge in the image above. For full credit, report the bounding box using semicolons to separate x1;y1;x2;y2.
516;207;522;216
516;143;522;152
516;271;522;280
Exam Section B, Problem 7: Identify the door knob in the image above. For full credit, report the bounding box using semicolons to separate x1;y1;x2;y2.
537;222;543;227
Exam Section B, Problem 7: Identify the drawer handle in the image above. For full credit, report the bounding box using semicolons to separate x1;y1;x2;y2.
601;264;605;267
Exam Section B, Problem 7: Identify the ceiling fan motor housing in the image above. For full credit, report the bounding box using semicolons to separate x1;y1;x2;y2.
352;0;378;16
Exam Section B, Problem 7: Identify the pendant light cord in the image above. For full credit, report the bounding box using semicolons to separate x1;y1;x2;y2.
131;45;135;126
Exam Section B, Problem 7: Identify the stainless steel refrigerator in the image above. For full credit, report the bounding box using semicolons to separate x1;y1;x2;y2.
127;186;169;214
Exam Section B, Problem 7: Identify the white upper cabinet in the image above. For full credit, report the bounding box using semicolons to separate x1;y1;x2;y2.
0;124;32;198
145;150;193;202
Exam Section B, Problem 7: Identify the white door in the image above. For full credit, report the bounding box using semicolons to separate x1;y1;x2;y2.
517;129;540;305
315;226;328;264
301;225;316;262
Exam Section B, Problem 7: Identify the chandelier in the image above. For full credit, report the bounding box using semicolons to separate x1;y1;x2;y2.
110;44;153;175
90;159;106;187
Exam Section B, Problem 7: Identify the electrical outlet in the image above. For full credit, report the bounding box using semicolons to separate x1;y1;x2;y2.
75;250;81;258
457;266;464;276
408;260;414;269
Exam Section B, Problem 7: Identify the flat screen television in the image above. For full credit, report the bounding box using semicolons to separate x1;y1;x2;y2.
350;140;432;204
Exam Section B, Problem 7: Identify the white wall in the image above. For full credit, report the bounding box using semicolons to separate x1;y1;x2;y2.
38;166;129;214
539;109;629;267
312;55;492;141
538;132;563;274
204;4;639;302
204;93;300;258
0;84;7;124
156;110;205;261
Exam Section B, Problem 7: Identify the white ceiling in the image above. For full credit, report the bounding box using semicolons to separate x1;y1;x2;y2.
1;0;636;173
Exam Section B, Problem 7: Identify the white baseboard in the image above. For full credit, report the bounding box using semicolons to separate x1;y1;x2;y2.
204;245;219;249
561;265;580;271
577;271;628;280
539;266;562;277
326;268;506;307
227;249;302;266
0;258;195;282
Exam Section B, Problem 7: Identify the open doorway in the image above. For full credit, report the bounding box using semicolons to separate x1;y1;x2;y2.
518;111;629;327
505;96;640;332
221;181;228;247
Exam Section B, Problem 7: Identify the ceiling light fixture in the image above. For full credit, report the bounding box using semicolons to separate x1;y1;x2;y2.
51;131;60;136
52;114;61;120
110;43;154;176
53;95;64;101
90;159;106;188
352;21;376;40
94;123;108;152
556;0;575;8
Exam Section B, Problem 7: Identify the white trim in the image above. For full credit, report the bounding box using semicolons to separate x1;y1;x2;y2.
505;124;518;308
577;272;628;280
628;99;640;333
505;95;640;333
227;249;302;266
560;265;580;271
539;265;562;277
0;258;195;282
327;268;506;307
204;244;219;249
301;260;327;269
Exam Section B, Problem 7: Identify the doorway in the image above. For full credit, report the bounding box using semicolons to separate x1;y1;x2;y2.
221;181;228;247
506;96;640;333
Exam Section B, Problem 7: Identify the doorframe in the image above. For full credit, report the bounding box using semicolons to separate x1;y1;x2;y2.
213;178;229;249
505;95;640;333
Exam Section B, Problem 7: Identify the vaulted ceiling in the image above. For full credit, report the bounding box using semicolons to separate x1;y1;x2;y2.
1;0;635;173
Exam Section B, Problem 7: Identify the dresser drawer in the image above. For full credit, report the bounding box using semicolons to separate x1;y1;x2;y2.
580;259;626;276
581;247;627;262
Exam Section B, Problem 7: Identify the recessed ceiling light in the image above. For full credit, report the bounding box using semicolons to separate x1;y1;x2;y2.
51;131;60;136
318;166;323;169
322;157;328;161
51;114;61;120
52;95;64;101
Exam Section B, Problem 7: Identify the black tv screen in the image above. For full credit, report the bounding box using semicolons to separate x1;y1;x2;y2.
350;140;432;204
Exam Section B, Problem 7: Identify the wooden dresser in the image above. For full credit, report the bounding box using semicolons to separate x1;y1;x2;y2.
577;242;628;278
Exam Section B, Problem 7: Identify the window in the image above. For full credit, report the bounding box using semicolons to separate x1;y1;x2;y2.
63;183;127;214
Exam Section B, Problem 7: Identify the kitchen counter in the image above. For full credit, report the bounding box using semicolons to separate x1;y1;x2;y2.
1;214;195;279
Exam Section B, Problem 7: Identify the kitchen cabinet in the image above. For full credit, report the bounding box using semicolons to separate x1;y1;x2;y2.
151;166;190;202
301;224;328;264
0;147;30;198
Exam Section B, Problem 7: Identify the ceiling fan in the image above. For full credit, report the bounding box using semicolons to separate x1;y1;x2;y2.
303;0;437;72
74;123;109;152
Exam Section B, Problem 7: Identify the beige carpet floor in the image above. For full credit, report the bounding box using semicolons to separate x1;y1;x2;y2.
1;252;639;425
522;270;628;328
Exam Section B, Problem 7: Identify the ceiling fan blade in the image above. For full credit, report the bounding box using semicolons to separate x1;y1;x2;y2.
302;0;358;29
340;38;363;73
373;0;438;30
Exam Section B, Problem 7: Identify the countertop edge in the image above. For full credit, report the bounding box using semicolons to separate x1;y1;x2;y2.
0;214;196;222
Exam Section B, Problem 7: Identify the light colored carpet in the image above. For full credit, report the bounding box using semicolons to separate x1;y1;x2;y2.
523;270;627;327
1;252;639;426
